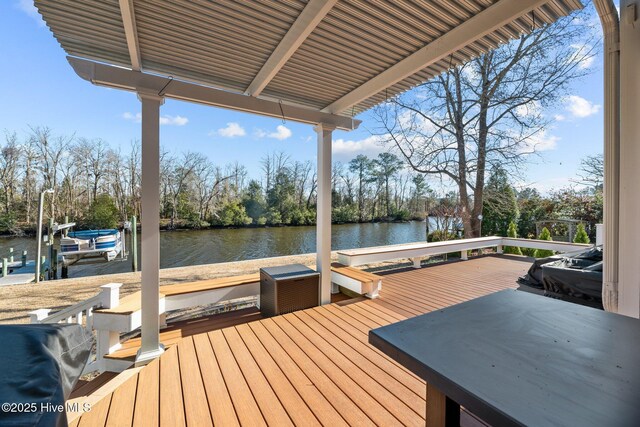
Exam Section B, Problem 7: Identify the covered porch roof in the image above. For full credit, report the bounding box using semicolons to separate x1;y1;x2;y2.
37;0;582;120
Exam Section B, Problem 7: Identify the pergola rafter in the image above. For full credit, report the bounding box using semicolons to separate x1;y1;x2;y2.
244;0;338;97
118;0;141;71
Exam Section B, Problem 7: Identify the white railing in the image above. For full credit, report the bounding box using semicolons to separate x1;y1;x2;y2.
337;236;592;267
29;283;122;374
27;236;594;374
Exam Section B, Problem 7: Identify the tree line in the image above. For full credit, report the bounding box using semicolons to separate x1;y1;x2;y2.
0;127;438;234
0;126;603;245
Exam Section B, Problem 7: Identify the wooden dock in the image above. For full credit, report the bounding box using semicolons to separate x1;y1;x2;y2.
69;255;531;426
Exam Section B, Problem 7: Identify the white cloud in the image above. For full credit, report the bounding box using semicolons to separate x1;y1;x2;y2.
565;95;601;118
268;125;292;140
214;122;245;137
520;131;560;154
16;0;45;27
123;112;141;123
123;112;188;126
160;115;188;126
554;114;566;122
569;44;595;70
332;135;386;161
254;125;292;140
514;100;542;118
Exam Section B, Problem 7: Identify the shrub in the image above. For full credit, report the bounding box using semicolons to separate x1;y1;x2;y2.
503;221;523;255
393;208;411;221
428;229;457;242
573;223;590;244
85;194;119;229
533;227;555;258
213;202;252;227
332;205;358;223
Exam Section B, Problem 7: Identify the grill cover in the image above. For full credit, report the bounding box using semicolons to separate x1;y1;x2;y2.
0;324;91;427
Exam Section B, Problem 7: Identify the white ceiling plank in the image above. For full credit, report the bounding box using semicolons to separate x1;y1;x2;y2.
68;56;360;131
321;0;549;114
119;0;142;71
244;0;338;97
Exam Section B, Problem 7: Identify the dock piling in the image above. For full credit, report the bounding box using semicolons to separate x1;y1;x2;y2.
131;216;138;272
52;248;58;280
40;256;46;282
2;258;7;278
9;248;13;263
22;250;27;267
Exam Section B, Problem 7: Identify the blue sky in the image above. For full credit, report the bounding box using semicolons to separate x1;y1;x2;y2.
1;0;606;194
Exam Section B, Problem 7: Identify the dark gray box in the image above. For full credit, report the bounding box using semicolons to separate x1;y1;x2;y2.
259;264;320;317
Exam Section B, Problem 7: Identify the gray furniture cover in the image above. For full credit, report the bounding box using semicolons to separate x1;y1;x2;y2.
0;324;91;427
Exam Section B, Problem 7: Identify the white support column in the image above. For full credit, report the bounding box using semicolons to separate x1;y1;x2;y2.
315;123;335;305
136;90;165;364
618;0;640;318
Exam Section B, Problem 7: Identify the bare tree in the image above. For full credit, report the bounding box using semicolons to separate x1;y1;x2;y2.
573;153;603;189
0;132;22;215
372;10;597;237
30;126;73;218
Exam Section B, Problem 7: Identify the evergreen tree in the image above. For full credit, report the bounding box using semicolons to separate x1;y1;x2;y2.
533;227;555;258
503;221;523;255
481;168;519;236
85;194;119;229
573;223;590;244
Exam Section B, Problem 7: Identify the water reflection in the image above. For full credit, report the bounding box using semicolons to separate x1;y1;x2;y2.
0;221;429;278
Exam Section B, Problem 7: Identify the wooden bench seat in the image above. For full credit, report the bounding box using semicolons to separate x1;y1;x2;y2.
330;262;382;298
161;273;260;297
105;307;263;362
94;291;165;316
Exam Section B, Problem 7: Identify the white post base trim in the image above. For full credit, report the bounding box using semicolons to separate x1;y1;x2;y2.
135;344;165;367
496;245;504;254
461;250;468;260
411;257;422;268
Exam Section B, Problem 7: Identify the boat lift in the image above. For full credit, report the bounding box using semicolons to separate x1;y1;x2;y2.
58;224;130;267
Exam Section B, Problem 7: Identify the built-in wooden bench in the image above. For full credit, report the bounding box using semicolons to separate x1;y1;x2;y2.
337;236;591;268
105;307;263;362
94;290;165;316
92;267;382;372
331;262;382;299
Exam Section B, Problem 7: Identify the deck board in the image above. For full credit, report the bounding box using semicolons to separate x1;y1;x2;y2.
208;329;267;426
73;255;528;426
192;333;240;426
132;359;159;427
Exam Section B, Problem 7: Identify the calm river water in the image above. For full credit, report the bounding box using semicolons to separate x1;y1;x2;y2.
0;221;430;279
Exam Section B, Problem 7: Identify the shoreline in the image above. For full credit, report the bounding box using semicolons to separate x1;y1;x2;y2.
0;217;426;238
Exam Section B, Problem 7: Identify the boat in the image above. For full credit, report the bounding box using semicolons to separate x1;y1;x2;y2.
60;229;123;266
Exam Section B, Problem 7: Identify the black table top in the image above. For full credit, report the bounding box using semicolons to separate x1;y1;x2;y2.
369;289;640;427
260;264;319;280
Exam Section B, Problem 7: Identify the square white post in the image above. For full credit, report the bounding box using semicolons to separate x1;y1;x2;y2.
315;123;335;305
618;0;640;318
136;90;165;364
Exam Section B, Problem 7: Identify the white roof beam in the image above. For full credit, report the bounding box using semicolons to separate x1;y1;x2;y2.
119;0;142;71
245;0;337;97
322;0;550;114
68;56;360;131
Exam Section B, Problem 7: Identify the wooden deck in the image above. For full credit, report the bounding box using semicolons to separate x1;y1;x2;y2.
70;255;530;426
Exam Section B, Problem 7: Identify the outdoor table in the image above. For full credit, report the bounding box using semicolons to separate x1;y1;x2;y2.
369;289;640;427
